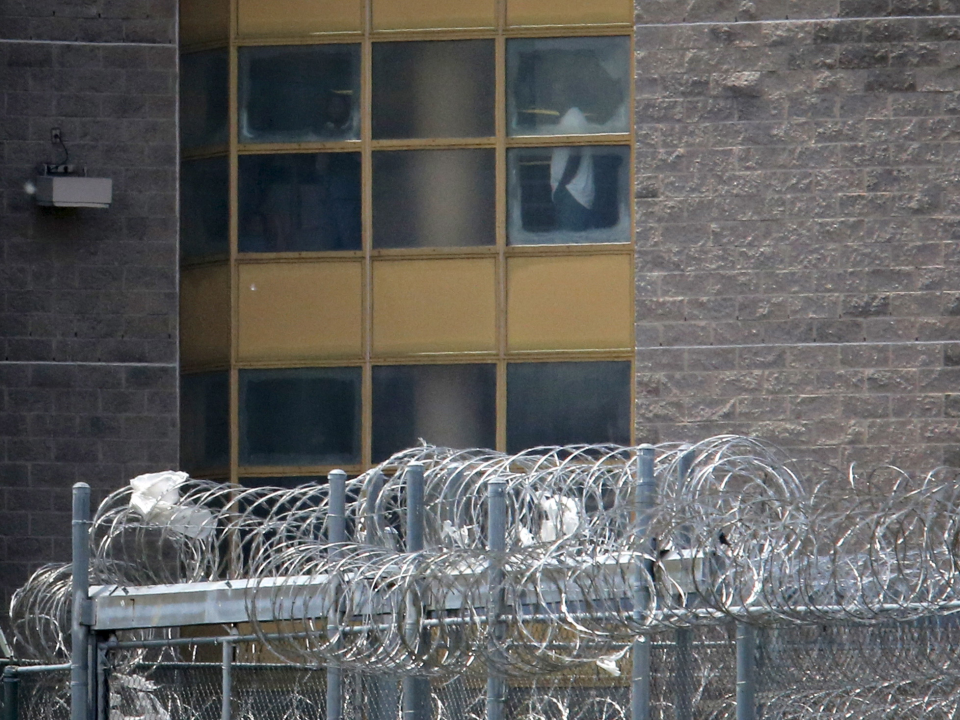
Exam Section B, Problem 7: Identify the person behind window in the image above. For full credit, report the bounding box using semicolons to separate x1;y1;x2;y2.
550;107;595;231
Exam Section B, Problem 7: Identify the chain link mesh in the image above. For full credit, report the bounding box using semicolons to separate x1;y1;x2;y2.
13;624;960;720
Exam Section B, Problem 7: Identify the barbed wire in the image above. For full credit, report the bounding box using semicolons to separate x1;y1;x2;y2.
10;435;960;682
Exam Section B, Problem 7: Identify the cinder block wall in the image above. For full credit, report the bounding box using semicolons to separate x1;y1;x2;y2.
634;0;960;470
0;1;179;607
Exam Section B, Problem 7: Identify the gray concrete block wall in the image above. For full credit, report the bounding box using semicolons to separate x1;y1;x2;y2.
0;2;178;608
634;3;960;470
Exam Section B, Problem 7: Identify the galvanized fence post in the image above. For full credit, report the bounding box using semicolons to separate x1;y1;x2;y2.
631;446;656;720
402;463;431;720
674;449;694;720
72;483;91;720
327;469;348;720
364;472;399;720
736;624;757;720
221;634;234;720
486;479;507;720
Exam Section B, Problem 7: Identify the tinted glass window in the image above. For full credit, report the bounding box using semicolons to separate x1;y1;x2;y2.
372;40;495;139
239;153;361;252
373;364;496;461
507;362;631;452
373;149;495;248
507;37;630;137
181;49;229;149
508;146;630;245
239;368;362;466
240;476;324;489
181;157;229;259
181;372;229;473
240;44;360;143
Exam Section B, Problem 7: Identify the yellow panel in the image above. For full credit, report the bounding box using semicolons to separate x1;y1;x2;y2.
507;0;632;26
238;0;363;36
238;262;363;361
507;254;633;351
373;0;496;29
373;258;496;356
181;264;231;367
180;0;229;46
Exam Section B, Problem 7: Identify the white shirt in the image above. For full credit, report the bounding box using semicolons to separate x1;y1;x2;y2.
549;107;595;210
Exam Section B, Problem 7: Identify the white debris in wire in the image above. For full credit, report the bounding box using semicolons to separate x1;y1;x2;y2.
10;435;960;684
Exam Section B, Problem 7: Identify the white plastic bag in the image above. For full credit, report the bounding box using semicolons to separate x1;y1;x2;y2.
128;471;214;540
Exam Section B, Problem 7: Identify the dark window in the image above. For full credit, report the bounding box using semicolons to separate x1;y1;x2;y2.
507;361;631;452
507;36;630;137
508;145;630;245
181;49;229;149
239;368;362;466
240;44;360;143
181;157;229;259
239;476;324;489
181;372;229;473
239;153;361;252
373;364;496;461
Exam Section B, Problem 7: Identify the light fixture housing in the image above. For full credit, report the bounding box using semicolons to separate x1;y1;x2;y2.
34;165;112;209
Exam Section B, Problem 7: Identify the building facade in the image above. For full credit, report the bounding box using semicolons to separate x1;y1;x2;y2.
0;0;180;607
633;0;960;471
1;0;959;605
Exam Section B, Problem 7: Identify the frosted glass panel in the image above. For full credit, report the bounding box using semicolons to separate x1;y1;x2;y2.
507;362;631;451
507;37;630;137
181;157;228;259
240;368;361;466
181;372;229;473
373;364;496;462
508;146;630;245
181;49;228;149
372;40;494;139
240;44;360;143
373;149;495;248
239;153;361;252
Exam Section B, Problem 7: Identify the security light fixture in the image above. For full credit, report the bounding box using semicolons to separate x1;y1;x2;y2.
32;127;113;209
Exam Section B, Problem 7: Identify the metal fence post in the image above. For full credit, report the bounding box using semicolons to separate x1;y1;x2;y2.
674;449;694;720
327;469;347;720
96;641;110;720
364;472;399;720
2;667;19;720
631;446;656;720
72;483;91;720
486;479;507;720
221;635;234;720
736;624;757;720
403;463;431;720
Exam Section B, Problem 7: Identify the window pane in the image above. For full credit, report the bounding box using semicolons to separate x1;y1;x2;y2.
373;149;495;248
181;49;228;149
507;362;631;451
507;37;630;137
239;44;360;143
373;364;495;462
239;153;361;252
240;476;324;488
181;372;229;473
181;157;229;259
372;40;494;139
508;146;630;245
240;368;361;466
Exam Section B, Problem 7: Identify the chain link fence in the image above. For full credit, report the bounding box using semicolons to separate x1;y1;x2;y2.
10;620;960;720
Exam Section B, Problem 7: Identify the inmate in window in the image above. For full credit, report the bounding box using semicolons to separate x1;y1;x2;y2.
508;146;630;245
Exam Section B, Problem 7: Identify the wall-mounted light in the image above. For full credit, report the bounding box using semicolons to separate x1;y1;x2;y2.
29;127;113;209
